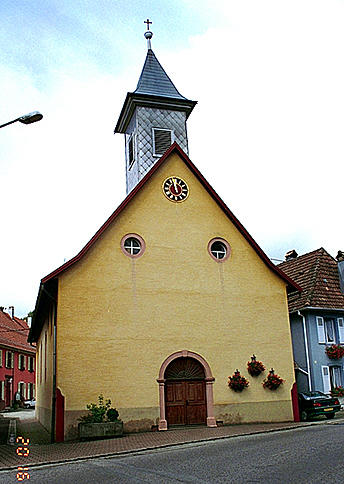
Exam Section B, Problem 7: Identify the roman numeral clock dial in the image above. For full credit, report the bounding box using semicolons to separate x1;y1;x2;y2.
163;176;189;202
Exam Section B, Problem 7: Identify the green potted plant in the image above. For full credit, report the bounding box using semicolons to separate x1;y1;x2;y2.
78;394;123;440
325;344;344;360
228;370;249;392
262;368;284;390
247;355;265;376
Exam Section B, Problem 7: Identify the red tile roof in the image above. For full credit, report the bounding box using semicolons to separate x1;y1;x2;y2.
0;310;35;353
278;248;344;312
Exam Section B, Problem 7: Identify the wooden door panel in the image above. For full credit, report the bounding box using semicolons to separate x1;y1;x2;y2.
187;381;205;402
186;403;206;425
186;381;206;425
165;382;186;425
166;404;185;425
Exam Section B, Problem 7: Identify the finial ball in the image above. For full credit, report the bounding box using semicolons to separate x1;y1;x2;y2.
144;31;153;40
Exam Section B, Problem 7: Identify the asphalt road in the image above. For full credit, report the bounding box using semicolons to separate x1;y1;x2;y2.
0;423;343;483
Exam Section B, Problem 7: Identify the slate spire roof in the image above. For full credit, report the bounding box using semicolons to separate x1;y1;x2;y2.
134;48;187;100
278;248;344;312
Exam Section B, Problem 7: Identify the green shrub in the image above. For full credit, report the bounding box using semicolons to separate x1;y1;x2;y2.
78;394;120;423
107;408;119;422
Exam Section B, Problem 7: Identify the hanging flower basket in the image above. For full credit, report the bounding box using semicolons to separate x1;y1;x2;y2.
263;369;284;390
247;355;265;376
228;370;249;392
331;386;344;397
325;344;344;360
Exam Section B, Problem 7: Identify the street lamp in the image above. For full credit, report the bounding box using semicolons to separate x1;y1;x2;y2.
0;111;43;129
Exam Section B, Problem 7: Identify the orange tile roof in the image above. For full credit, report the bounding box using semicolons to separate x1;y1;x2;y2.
0;310;35;353
278;248;344;312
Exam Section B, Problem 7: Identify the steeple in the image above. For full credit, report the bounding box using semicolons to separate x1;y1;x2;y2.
115;21;197;194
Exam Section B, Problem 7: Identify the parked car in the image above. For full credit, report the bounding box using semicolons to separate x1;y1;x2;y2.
298;391;340;421
24;398;36;409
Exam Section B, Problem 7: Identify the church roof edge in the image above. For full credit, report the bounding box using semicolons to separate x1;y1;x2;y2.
39;142;301;294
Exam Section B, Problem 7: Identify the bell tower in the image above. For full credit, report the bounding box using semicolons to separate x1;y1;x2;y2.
115;21;197;194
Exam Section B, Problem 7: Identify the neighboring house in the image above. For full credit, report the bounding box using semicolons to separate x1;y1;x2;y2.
278;248;344;394
29;31;300;442
0;307;36;410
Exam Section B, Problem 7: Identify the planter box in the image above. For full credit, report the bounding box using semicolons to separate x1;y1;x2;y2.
78;421;123;440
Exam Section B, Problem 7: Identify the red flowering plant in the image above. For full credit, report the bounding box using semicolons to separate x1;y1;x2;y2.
331;386;344;397
247;355;265;376
325;344;344;360
263;368;284;390
228;369;249;392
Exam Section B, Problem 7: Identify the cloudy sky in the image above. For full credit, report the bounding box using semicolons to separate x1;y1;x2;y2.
1;0;344;317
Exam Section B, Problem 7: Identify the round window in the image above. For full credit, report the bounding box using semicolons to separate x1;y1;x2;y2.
208;238;231;262
121;234;145;258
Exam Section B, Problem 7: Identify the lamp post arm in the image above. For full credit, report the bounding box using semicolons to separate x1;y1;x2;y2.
0;118;20;129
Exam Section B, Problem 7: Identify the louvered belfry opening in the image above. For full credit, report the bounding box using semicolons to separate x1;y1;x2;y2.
153;128;172;156
165;357;205;380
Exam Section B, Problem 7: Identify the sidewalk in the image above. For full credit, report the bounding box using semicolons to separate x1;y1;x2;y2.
1;413;344;471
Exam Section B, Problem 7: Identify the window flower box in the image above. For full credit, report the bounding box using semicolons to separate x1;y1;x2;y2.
228;370;249;392
325;344;344;360
331;386;344;397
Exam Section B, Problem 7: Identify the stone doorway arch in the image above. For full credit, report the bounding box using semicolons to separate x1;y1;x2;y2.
157;350;217;430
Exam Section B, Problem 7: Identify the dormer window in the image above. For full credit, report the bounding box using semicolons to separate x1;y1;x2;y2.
152;128;173;156
128;134;135;169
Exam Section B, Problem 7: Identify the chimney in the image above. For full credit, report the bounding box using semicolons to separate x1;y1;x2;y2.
336;250;344;294
8;306;14;319
285;249;298;261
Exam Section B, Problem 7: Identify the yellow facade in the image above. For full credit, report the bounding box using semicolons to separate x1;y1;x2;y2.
52;151;295;439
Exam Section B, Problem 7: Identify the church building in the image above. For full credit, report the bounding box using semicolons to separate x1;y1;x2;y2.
29;25;300;441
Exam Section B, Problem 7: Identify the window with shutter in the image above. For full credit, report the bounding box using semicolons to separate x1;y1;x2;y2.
5;351;13;369
152;128;173;156
18;354;26;370
316;317;325;343
0;381;4;400
329;366;342;389
128;134;135;168
338;318;344;344
321;366;331;393
0;349;2;367
324;319;335;343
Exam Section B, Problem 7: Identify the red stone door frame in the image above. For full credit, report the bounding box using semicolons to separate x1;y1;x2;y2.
157;350;217;430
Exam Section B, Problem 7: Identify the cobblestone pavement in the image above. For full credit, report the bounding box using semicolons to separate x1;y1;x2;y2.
1;413;343;471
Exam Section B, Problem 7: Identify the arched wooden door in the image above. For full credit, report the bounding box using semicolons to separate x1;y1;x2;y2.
165;357;206;426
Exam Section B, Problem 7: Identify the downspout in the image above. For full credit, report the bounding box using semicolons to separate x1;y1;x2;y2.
297;310;312;391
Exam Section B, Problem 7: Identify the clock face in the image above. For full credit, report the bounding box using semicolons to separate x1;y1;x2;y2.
163;176;189;202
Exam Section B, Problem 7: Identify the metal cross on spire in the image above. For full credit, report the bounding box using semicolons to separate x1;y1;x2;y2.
144;18;152;31
144;18;153;50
